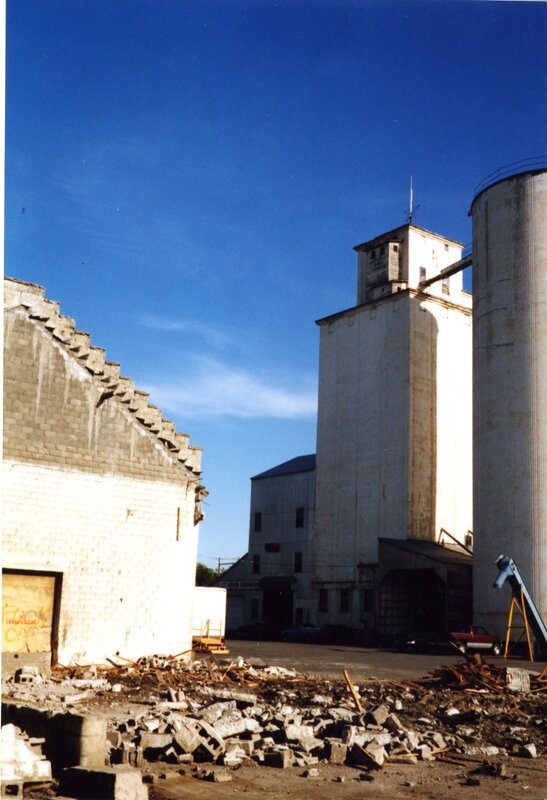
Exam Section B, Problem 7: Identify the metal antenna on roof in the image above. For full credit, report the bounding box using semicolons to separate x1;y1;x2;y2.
406;176;420;224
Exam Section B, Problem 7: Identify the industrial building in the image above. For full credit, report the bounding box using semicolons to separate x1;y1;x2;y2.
313;223;473;640
219;455;316;634
224;164;547;648
3;277;206;669
225;224;474;640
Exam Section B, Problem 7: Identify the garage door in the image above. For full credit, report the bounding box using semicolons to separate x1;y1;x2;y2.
2;572;57;655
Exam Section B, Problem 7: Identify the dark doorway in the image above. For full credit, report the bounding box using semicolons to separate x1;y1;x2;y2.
262;580;293;627
379;568;445;639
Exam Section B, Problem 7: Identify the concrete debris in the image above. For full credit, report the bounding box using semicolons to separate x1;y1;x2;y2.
59;765;148;800
1;723;53;783
426;653;547;693
1;652;545;792
506;667;531;692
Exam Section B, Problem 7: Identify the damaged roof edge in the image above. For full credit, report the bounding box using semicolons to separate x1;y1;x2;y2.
4;275;203;480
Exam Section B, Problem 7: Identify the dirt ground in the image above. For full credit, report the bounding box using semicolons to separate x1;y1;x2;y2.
147;756;547;800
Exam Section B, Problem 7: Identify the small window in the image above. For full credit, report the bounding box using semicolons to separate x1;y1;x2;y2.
442;277;450;294
252;554;260;574
294;551;303;573
393;244;399;252
370;250;376;259
444;243;449;251
295;507;304;528
362;588;374;612
419;267;426;282
253;512;262;533
380;246;385;256
340;588;351;613
264;542;280;553
318;589;328;613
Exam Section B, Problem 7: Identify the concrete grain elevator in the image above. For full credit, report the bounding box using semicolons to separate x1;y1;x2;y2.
470;167;547;637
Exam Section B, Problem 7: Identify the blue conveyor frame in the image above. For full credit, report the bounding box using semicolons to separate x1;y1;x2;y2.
494;555;547;659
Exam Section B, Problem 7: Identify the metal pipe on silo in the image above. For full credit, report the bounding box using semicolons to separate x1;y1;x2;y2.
470;167;547;638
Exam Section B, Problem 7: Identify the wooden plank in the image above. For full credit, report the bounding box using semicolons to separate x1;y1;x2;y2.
343;669;363;713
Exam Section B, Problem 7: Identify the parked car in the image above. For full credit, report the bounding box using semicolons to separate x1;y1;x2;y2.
280;624;323;643
449;625;502;655
398;630;450;653
232;622;282;641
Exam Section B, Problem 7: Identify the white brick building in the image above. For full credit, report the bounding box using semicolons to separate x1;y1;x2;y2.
3;277;206;667
219;455;315;633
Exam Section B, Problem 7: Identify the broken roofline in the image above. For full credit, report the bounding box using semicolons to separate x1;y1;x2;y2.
4;276;203;479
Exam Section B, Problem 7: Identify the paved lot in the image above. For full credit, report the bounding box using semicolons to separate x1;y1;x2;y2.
223;639;539;681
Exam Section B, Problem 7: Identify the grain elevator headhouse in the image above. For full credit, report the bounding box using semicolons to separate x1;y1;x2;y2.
312;223;473;641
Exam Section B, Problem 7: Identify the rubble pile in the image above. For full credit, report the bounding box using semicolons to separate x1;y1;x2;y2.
0;722;53;791
2;655;546;783
426;653;547;694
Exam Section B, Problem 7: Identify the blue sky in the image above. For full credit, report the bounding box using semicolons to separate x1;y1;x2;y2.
6;0;546;567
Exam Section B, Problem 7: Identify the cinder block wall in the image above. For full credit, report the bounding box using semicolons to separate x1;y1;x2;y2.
3;286;201;664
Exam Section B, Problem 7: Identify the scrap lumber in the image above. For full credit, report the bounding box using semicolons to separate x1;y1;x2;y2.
343;669;363;713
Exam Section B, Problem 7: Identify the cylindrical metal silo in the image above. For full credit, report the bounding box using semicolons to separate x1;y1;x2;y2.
471;168;547;638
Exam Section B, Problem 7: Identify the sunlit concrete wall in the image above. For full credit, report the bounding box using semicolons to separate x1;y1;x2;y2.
471;169;547;634
312;226;472;628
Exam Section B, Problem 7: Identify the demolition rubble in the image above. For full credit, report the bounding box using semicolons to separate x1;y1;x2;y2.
1;654;546;796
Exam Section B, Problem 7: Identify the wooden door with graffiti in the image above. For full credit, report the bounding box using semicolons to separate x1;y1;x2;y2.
2;570;60;662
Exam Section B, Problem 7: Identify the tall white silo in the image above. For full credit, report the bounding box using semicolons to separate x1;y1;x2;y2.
470;167;547;637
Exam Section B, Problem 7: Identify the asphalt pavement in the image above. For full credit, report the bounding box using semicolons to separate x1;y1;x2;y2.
223;639;540;682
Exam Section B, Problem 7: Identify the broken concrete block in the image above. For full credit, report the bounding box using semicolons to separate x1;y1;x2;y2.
192;720;225;762
428;732;446;750
211;688;257;706
340;725;361;746
263;750;294;768
348;742;385;770
415;744;434;761
215;715;259;739
200;701;237;724
384;713;405;734
197;767;232;782
62;713;108;768
293;753;319;766
518;743;537;759
328;708;354;722
234;740;254;756
404;730;420;750
141;718;160;733
389;753;418;764
371;733;391;748
302;768;319;778
323;740;348;764
367;705;389;727
139;732;173;760
284;723;317;743
506;668;531;692
59;766;148;800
